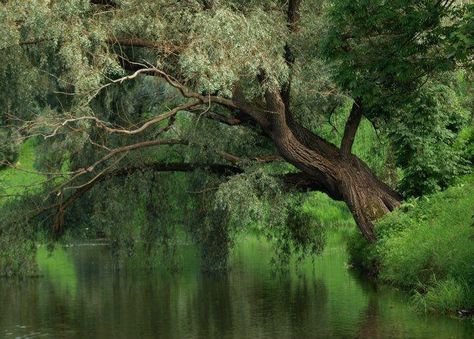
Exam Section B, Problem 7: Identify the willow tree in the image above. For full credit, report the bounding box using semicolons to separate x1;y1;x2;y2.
0;0;472;254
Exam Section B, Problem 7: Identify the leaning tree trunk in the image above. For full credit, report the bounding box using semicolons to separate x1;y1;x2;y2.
336;157;401;241
275;133;401;241
258;91;402;241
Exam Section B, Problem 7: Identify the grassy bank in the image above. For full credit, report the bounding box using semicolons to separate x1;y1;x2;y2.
348;175;474;315
0;139;44;198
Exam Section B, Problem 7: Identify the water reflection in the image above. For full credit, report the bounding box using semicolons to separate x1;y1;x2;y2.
0;231;472;338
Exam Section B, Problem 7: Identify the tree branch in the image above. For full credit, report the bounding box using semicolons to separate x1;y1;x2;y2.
49;161;243;233
201;111;242;126
340;98;363;157
47;164;336;233
118;58;270;128
54;138;187;196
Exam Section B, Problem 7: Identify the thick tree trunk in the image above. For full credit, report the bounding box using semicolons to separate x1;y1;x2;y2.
336;157;402;241
276;134;401;241
260;91;402;241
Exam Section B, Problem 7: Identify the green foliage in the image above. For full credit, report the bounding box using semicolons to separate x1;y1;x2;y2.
0;0;472;281
215;169;286;230
389;80;471;196
453;70;474;165
322;0;472;113
0;234;37;278
181;7;288;97
456;125;474;164
413;278;473;314
323;0;473;196
282;201;326;263
184;173;232;272
348;175;474;314
0;198;39;277
446;3;474;66
301;192;354;228
82;170;189;271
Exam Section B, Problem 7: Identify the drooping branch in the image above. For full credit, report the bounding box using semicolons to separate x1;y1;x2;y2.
26;102;200;141
47;161;333;234
118;59;270;128
48;161;243;233
114;59;267;129
340;98;363;157
90;101;198;135
54;138;187;196
16;36;267;130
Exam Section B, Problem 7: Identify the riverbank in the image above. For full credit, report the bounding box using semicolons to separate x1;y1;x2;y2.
347;175;474;316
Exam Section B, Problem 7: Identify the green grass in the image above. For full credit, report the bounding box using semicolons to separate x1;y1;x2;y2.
348;175;474;314
0;139;45;199
413;278;470;314
302;191;355;228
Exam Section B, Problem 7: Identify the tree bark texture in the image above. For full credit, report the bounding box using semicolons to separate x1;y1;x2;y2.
253;91;401;241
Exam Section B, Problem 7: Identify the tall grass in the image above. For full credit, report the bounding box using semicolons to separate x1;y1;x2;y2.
348;175;474;314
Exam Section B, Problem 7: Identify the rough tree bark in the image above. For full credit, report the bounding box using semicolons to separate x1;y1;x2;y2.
243;90;402;241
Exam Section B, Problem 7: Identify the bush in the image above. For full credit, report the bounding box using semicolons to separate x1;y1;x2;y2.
347;175;474;314
455;125;474;165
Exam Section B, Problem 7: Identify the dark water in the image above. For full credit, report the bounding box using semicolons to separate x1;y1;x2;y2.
0;231;472;338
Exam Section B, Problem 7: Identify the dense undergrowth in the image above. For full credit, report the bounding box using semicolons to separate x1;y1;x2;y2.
348;175;474;314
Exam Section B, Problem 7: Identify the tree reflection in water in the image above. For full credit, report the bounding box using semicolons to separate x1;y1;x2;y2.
0;232;472;338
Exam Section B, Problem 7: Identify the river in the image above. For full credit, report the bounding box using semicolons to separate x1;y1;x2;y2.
0;230;472;338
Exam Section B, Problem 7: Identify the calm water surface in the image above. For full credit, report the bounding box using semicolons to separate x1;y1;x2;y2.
0;231;472;338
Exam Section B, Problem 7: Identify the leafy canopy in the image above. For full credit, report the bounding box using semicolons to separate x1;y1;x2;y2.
0;0;472;275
